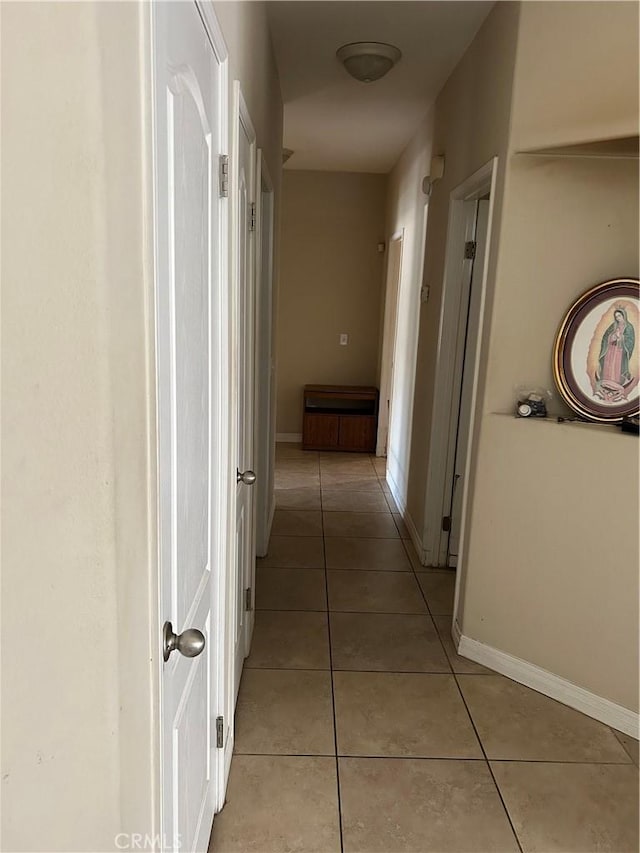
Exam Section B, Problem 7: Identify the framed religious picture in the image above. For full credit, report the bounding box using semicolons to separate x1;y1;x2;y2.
553;277;640;423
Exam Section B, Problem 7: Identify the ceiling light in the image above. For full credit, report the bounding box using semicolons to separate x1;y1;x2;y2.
336;42;402;83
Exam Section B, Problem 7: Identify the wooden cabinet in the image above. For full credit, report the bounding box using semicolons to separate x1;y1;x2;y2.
302;385;379;452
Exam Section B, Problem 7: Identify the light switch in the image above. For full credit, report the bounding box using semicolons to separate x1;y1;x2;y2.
339;333;349;346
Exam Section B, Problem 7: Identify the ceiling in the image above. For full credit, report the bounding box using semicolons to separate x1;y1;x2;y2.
267;1;494;174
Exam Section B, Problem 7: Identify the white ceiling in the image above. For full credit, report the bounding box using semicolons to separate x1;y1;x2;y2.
267;1;494;173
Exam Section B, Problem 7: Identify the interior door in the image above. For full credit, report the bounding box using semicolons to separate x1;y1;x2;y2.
232;84;257;700
377;235;403;456
448;199;490;566
154;4;226;850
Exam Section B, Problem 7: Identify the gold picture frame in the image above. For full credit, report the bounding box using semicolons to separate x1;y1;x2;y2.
553;277;640;423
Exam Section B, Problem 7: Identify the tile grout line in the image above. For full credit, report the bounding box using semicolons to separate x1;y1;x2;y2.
256;607;442;615
319;465;346;853
398;531;453;671
230;751;637;765
244;664;489;675
397;526;526;852
451;670;525;852
271;450;638;849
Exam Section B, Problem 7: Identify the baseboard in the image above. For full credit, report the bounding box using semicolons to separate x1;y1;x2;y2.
385;468;428;568
403;511;426;567
267;493;276;540
385;465;406;514
457;634;639;738
275;432;302;443
452;618;462;649
256;492;276;558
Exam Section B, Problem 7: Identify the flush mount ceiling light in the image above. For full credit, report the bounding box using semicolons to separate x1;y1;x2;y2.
336;42;402;83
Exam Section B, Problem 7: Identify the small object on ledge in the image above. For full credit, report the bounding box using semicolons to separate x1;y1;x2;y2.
516;392;547;418
557;415;582;423
618;416;639;435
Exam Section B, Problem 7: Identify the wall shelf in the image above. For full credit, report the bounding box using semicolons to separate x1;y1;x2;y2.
516;134;639;160
489;410;636;437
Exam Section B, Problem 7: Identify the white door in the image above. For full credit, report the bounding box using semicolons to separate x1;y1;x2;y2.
154;4;228;850
232;84;257;699
448;199;489;566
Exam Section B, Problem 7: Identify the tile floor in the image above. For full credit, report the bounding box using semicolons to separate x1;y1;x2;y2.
211;446;639;853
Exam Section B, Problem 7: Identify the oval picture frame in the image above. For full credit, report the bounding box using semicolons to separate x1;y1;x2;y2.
553;278;640;422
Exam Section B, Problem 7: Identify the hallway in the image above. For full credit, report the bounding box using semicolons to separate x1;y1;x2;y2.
211;446;639;853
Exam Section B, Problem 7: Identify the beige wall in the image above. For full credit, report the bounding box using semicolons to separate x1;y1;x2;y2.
1;3;154;850
1;2;283;851
405;1;521;530
276;170;387;434
214;1;283;191
398;0;638;715
461;159;639;711
383;110;434;499
458;1;640;712
510;0;639;151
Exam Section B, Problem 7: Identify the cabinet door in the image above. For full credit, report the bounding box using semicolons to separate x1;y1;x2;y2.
338;416;376;452
303;413;339;449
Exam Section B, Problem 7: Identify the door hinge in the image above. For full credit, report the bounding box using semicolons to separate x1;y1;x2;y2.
216;716;224;749
442;515;452;532
249;202;256;232
219;154;229;198
464;240;476;260
245;587;253;612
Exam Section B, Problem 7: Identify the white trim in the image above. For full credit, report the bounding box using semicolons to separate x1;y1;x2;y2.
385;468;425;567
376;231;404;457
451;618;462;649
457;634;639;738
276;432;302;443
423;158;498;568
403;511;425;567
257;493;276;559
195;1;228;62
211;24;230;821
230;77;257;704
236;81;256;149
385;465;406;514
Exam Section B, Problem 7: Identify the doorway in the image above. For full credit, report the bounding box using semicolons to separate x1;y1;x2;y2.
376;231;404;457
446;197;489;568
422;159;497;577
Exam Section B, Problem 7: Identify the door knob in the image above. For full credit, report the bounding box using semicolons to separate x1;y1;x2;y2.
163;621;206;662
237;469;256;485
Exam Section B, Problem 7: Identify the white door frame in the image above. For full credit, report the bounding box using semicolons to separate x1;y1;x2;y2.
254;151;275;557
152;0;231;844
196;3;233;814
447;198;490;569
376;229;404;456
421;158;497;569
229;79;257;705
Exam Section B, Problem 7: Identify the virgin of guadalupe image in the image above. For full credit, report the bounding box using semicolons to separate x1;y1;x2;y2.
594;306;635;403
